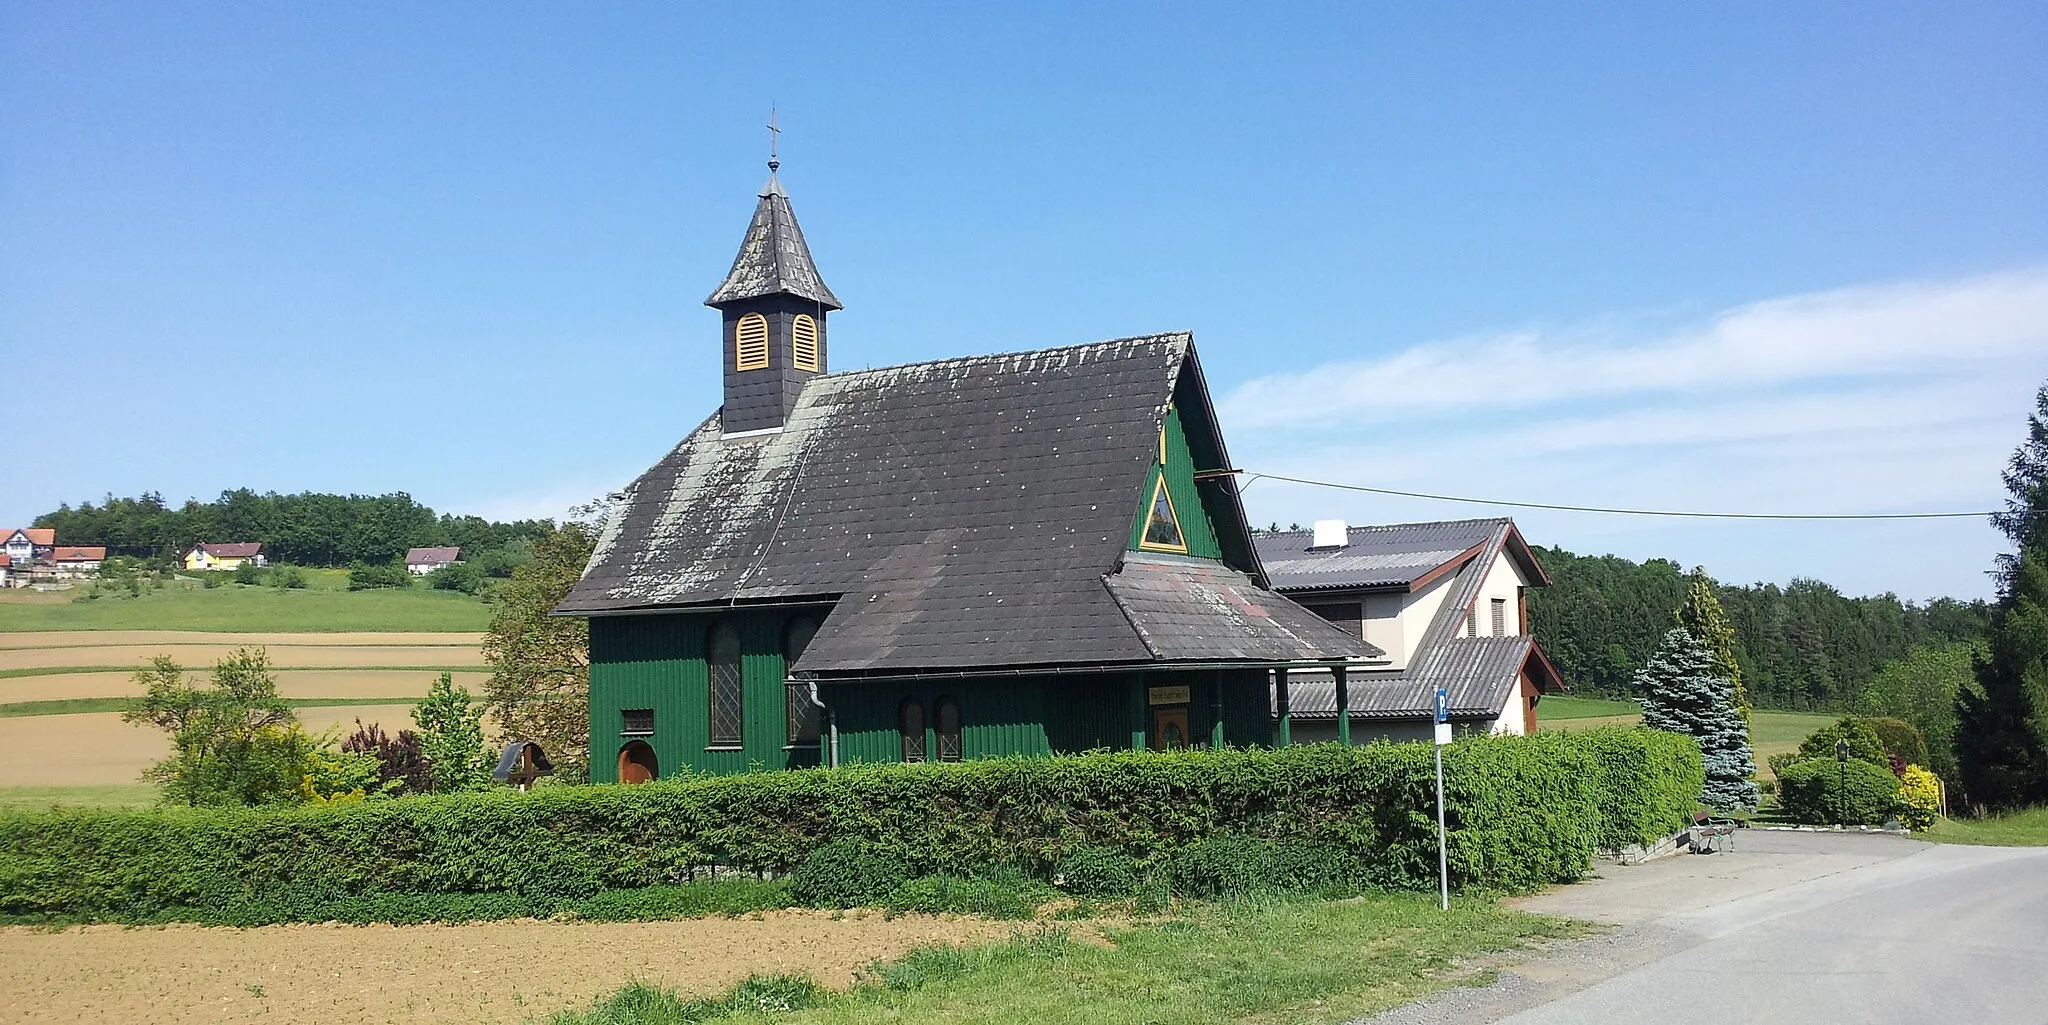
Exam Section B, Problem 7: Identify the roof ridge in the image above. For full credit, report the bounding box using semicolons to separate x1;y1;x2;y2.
813;331;1192;383
1259;516;1511;537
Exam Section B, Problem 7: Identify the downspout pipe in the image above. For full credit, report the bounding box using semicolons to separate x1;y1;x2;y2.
806;679;838;769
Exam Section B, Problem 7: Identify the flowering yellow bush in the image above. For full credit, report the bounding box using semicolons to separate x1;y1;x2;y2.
1897;764;1940;831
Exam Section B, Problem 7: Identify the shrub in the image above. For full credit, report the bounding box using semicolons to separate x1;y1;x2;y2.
428;561;487;595
341;720;430;794
233;561;263;585
787;839;912;909
1777;758;1903;826
1168;834;1277;898
270;565;308;590
1795;718;1888;770
347;560;412;591
0;728;1700;924
1897;765;1941;831
1053;846;1138;897
1861;717;1930;770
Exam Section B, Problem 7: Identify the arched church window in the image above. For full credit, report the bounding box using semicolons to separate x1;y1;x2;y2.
934;696;962;763
707;621;744;747
899;697;926;763
735;313;770;371
792;314;820;372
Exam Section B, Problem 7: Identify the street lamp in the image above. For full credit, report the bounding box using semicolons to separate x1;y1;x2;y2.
1835;737;1850;827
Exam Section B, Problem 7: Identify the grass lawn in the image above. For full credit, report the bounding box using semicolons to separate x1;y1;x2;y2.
1922;808;2048;846
0;578;491;632
556;894;1582;1025
0;784;157;810
1537;696;1640;719
1540;704;1839;781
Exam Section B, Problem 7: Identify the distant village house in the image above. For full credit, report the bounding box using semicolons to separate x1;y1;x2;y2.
405;547;462;575
183;542;267;572
3;529;54;567
47;546;107;577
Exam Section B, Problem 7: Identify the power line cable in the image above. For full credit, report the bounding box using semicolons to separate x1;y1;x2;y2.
1239;472;1996;521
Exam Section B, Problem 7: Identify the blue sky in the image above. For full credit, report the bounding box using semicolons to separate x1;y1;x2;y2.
4;3;2044;600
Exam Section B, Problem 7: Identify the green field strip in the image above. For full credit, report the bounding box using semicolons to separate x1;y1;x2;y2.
0;665;483;680
0;696;427;718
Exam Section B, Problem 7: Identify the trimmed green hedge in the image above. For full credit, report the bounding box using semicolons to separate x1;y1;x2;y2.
0;727;1700;923
1569;726;1707;850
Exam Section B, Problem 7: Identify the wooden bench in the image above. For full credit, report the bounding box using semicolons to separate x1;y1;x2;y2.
1689;812;1737;853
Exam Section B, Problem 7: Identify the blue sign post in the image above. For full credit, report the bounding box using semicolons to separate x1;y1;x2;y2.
1434;687;1450;911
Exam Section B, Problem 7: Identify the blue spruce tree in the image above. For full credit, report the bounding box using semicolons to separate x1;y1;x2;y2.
1637;627;1759;810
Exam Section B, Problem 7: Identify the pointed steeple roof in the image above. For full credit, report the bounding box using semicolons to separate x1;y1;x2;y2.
704;173;842;310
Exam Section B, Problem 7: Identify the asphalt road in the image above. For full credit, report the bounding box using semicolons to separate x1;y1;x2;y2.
1367;831;2048;1025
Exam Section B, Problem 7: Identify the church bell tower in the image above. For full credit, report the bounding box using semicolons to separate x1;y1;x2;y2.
704;143;841;436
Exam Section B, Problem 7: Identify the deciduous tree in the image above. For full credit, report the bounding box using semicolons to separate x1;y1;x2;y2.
483;515;599;780
413;671;493;792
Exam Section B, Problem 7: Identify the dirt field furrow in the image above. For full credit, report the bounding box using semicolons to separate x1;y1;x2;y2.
0;706;424;787
0;644;485;672
1;669;490;704
0;632;485;650
0;913;1008;1025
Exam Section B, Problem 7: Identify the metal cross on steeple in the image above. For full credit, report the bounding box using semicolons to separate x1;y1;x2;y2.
766;106;781;172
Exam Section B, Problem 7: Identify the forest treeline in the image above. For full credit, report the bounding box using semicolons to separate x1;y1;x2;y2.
32;490;555;568
1527;546;1991;711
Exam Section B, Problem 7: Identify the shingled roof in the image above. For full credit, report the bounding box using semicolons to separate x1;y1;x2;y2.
558;333;1382;675
703;174;842;310
1264;519;1561;721
1253;518;1550;592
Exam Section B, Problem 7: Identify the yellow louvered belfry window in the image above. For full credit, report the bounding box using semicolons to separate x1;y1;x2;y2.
735;313;770;371
792;314;820;372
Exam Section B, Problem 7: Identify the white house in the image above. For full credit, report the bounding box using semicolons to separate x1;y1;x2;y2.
3;529;52;567
404;546;462;575
1254;517;1563;743
47;546;106;577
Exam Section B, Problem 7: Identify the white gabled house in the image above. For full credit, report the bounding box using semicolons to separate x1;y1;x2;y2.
1254;517;1564;743
405;547;462;575
3;529;53;567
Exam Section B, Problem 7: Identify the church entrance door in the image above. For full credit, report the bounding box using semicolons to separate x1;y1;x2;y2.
618;741;658;784
1150;706;1190;751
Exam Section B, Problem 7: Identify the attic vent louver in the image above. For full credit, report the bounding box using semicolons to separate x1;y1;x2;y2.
1312;519;1349;549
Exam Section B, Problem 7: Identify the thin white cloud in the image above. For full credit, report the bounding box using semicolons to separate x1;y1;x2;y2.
1222;269;2048;430
1221;269;2048;599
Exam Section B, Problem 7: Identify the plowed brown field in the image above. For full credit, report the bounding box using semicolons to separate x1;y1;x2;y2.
1;669;489;703
0;912;1009;1025
0;705;423;786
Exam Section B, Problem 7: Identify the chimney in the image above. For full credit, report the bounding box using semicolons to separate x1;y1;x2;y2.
1312;519;1349;549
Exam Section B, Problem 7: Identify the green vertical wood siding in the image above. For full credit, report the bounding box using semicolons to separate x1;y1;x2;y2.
589;610;821;781
590;620;1280;778
1128;405;1223;559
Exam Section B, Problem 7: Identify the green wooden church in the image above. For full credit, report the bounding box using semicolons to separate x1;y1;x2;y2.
556;162;1383;782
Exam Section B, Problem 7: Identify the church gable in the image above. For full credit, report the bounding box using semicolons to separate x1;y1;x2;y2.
1128;403;1222;559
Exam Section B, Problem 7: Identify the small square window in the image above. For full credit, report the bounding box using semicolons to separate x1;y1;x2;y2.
621;708;655;736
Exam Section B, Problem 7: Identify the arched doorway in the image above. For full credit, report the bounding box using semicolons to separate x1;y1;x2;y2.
618;740;658;784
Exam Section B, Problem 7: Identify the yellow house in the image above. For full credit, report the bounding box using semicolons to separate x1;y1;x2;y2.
184;542;266;572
